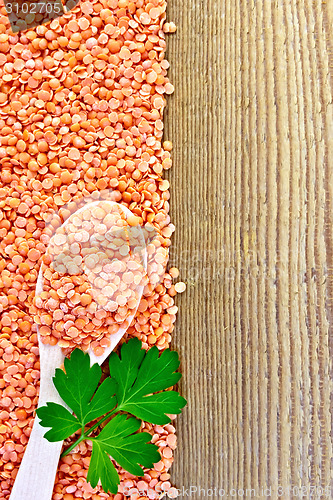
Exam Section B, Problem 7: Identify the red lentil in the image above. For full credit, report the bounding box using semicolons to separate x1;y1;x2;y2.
174;282;186;294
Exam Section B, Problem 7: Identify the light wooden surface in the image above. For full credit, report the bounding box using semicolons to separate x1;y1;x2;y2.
165;0;333;497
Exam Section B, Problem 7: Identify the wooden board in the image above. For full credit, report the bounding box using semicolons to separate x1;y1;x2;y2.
165;0;333;497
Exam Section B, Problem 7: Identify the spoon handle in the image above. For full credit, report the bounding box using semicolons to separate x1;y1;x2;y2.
9;424;64;500
10;344;66;500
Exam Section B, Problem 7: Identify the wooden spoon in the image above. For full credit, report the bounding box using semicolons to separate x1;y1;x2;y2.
9;201;147;500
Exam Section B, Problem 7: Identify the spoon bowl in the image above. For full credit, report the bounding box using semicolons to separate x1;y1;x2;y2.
10;201;147;500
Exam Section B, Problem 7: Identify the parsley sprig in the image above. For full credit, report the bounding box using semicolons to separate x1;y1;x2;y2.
36;338;187;494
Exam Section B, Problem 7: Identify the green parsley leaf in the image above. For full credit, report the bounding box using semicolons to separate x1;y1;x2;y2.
110;338;187;424
89;414;160;493
120;391;187;425
36;402;81;442
87;441;120;494
109;337;145;406
84;378;117;424
53;349;101;422
53;349;116;425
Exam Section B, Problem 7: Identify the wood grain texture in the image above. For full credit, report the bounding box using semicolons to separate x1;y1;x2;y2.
164;0;333;497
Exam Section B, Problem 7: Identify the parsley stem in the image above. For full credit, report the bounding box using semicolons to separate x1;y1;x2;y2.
60;408;119;459
60;429;86;459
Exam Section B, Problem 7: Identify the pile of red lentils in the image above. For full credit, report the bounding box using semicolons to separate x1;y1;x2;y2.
0;0;185;498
